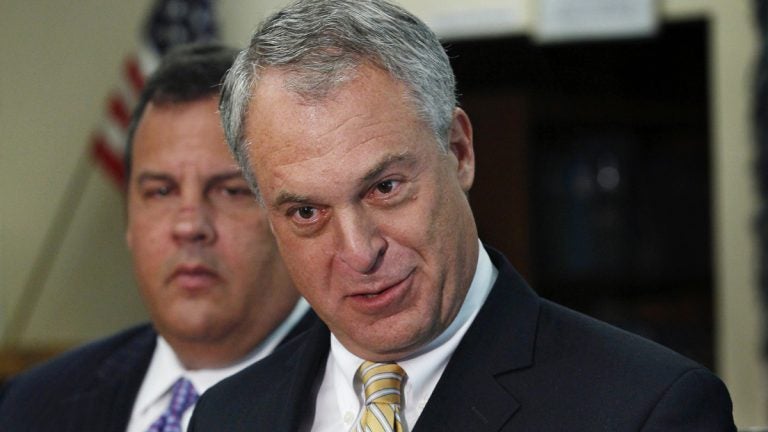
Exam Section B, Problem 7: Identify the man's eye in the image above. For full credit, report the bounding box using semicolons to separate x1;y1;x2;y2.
144;185;172;198
222;187;253;197
289;206;323;226
376;180;395;194
297;206;316;219
286;205;325;234
371;179;401;198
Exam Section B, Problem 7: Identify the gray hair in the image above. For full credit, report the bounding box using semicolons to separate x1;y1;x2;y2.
220;0;457;199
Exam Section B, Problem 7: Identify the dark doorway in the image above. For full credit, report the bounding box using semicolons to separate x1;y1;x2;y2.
451;20;714;368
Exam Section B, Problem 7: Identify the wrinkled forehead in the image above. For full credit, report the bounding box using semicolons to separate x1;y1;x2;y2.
244;67;436;204
131;99;237;174
247;65;417;150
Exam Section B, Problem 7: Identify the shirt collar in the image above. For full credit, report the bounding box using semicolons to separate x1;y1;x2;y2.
133;298;310;416
329;240;497;410
133;337;187;417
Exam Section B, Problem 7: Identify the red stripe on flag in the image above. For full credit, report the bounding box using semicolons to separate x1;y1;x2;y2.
91;134;126;187
90;0;217;191
108;93;132;129
125;56;145;94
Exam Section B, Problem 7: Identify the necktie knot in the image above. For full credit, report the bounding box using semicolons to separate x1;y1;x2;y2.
354;361;407;432
359;361;406;405
146;377;199;432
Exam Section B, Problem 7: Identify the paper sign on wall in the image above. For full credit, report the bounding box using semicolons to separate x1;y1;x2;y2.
535;0;657;43
425;2;527;40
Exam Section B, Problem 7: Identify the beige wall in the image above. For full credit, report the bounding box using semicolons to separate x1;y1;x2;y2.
0;0;762;426
0;0;155;346
709;0;764;427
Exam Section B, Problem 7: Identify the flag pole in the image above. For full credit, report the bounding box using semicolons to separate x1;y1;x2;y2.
2;150;94;348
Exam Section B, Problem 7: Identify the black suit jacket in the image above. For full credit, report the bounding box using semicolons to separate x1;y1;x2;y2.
190;247;735;431
0;311;316;432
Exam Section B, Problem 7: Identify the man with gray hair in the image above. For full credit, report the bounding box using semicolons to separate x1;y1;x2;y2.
190;0;735;430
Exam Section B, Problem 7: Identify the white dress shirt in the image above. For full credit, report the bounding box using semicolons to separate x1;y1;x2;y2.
311;241;498;431
125;298;310;432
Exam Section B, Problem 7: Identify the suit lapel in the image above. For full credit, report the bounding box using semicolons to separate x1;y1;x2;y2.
284;323;331;431
281;309;319;346
59;326;156;432
414;247;540;432
65;312;315;431
236;320;330;431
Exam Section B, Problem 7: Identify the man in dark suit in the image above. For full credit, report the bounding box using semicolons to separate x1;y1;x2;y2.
190;0;736;430
0;44;314;432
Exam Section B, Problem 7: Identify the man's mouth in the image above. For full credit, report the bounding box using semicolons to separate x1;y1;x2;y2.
347;270;415;310
168;264;220;290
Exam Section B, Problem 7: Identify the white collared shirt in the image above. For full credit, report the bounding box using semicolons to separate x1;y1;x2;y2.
125;298;310;432
311;241;498;431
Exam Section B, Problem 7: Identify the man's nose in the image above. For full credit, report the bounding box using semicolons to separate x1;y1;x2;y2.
172;195;216;245
334;207;387;274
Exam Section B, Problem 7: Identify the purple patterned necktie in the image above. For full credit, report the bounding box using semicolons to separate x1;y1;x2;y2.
146;377;199;432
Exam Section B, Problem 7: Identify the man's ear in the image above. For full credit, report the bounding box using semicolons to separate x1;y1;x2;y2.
448;107;475;192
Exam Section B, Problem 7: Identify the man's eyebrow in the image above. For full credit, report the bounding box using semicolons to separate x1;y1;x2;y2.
359;152;415;184
135;172;174;185
206;170;246;187
273;191;311;208
134;170;245;187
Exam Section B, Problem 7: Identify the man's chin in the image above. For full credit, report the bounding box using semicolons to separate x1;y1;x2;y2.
340;321;434;361
160;316;225;343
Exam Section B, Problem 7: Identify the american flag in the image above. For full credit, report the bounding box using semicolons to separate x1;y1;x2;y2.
90;0;218;187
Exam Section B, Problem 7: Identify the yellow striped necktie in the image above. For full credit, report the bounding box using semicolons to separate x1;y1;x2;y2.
354;361;407;432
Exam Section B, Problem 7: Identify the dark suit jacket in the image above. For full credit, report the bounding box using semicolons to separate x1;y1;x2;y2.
189;247;735;431
0;311;316;432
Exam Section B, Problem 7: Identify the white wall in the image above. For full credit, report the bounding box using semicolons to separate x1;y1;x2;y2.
0;0;762;426
0;0;155;346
